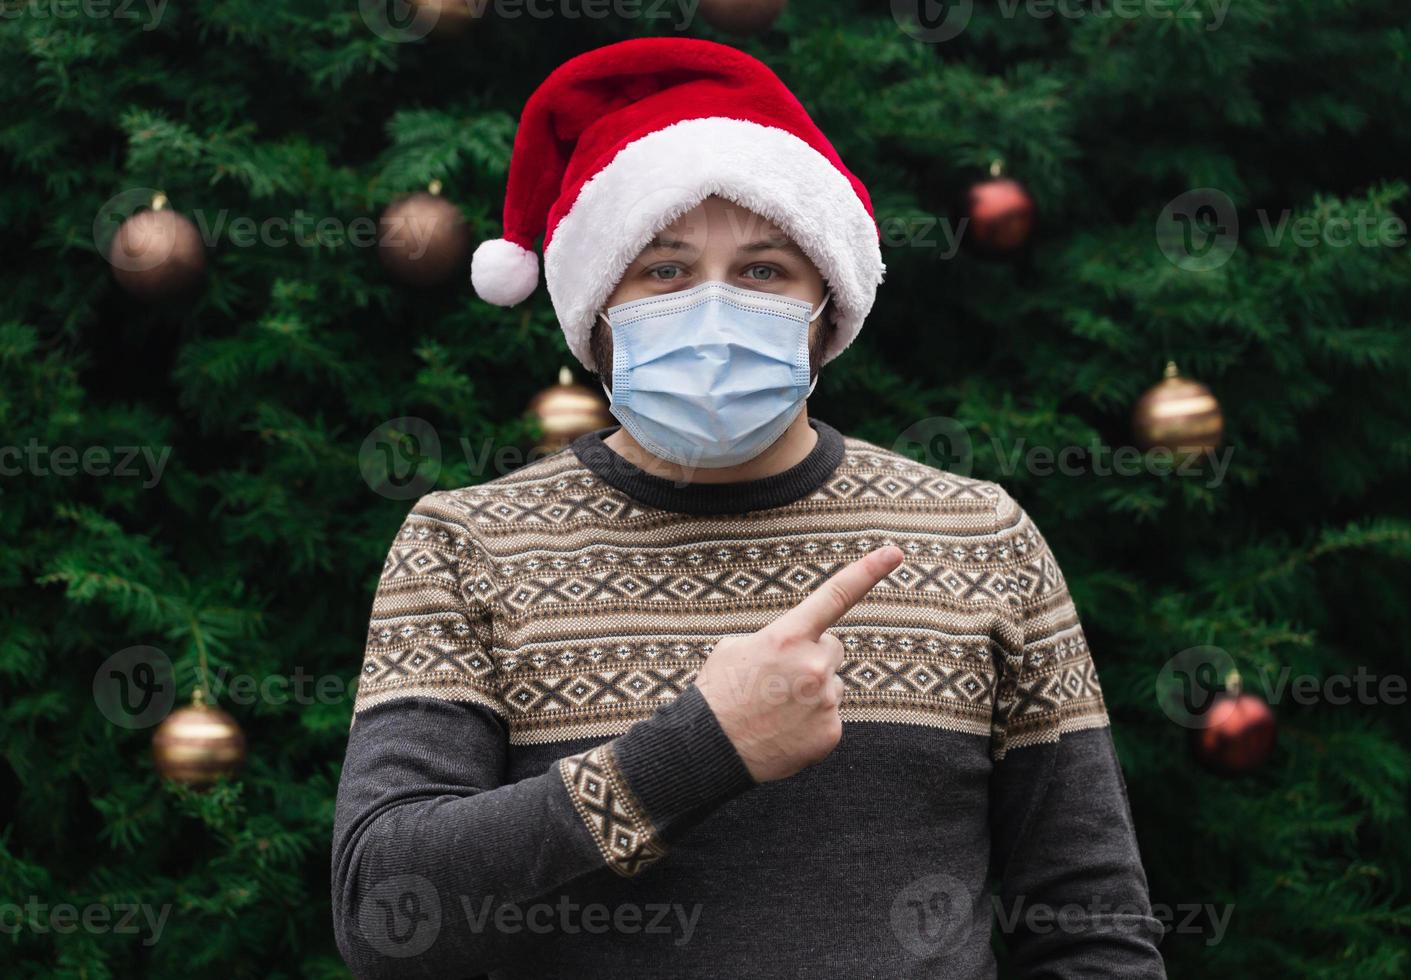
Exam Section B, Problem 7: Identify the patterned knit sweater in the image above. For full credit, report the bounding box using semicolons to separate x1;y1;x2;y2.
332;419;1165;978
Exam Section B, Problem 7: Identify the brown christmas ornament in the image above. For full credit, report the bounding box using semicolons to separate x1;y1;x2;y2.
152;690;246;785
1132;361;1224;458
699;0;786;35
527;366;613;452
1191;671;1277;775
410;0;485;38
962;161;1036;256
109;193;207;301
378;180;471;287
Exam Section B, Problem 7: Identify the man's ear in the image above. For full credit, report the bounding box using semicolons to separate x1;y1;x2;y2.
589;315;615;391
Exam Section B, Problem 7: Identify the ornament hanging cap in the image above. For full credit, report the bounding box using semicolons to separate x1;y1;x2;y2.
470;36;884;371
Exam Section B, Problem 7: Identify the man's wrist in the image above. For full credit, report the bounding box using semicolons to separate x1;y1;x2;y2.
611;684;758;838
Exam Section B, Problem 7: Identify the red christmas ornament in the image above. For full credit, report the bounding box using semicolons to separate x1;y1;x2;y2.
1191;671;1277;775
962;161;1035;256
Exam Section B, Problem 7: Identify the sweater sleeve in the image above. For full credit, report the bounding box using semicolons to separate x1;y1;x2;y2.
330;491;756;979
987;495;1166;977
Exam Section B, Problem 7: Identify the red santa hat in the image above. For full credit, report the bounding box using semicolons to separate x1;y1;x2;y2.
470;37;885;372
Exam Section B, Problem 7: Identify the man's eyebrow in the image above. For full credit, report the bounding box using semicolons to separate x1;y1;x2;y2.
644;236;690;251
740;235;807;257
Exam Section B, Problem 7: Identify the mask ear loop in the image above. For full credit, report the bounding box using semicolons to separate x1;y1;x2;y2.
804;292;832;397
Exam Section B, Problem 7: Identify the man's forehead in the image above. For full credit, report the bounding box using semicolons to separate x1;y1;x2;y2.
655;199;789;243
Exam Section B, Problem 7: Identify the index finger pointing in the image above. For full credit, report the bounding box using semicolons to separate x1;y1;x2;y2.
772;545;903;639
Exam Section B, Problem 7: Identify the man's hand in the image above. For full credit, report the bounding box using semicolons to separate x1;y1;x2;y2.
694;545;903;783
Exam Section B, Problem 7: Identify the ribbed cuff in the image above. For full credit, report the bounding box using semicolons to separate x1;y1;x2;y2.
611;684;757;838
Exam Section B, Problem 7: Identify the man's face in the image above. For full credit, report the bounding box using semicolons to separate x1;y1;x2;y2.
591;195;832;385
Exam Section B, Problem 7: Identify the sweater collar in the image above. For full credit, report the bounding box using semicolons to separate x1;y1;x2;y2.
570;419;845;516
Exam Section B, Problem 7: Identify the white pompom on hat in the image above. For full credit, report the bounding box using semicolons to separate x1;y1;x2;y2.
470;238;538;307
470;37;885;372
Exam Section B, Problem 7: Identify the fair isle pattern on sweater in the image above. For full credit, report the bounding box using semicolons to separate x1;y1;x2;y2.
354;432;1110;769
559;743;668;876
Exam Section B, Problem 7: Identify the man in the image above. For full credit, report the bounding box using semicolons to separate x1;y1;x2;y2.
332;37;1165;978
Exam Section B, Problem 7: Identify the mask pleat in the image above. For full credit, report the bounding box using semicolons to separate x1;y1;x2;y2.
603;281;816;468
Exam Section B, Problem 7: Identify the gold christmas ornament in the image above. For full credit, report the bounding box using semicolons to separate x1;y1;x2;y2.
410;0;486;38
526;366;613;451
151;690;246;785
378;180;471;287
699;0;786;35
1132;361;1224;457
109;192;207;301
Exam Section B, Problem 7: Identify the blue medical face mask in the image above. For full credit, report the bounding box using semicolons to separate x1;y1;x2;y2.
598;281;830;469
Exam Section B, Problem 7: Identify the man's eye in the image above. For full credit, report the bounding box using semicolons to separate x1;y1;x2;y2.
649;265;682;281
744;265;776;282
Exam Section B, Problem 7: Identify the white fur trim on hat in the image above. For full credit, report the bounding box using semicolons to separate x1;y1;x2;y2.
543;117;885;371
471;238;540;307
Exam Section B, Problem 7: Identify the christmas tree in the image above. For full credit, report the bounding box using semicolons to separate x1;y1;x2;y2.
3;1;1410;976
